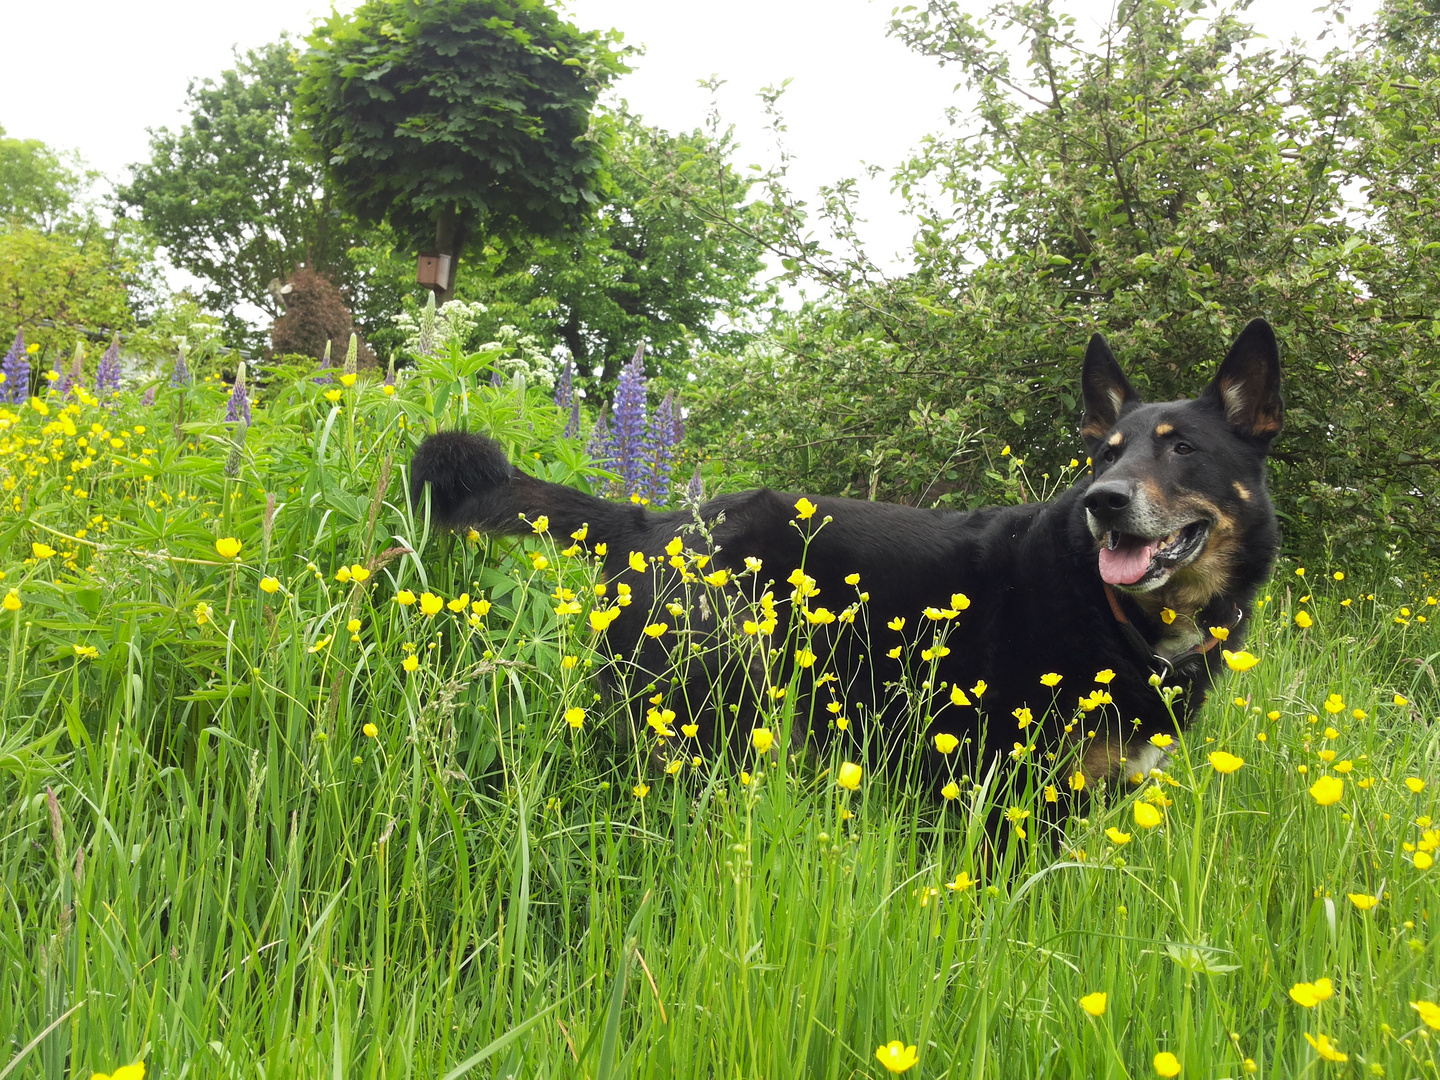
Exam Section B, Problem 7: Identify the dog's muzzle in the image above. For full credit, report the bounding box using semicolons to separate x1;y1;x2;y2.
1084;481;1212;589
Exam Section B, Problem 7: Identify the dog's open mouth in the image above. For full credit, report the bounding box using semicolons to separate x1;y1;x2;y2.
1098;520;1210;588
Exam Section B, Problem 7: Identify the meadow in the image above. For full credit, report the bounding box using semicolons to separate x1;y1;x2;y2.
1;346;1437;1080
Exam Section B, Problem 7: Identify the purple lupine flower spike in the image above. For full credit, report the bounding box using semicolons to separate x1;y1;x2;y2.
385;355;396;388
587;405;614;471
172;340;192;387
686;465;704;505
489;369;503;388
95;332;122;398
645;390;677;504
554;358;574;411
314;339;333;384
0;330;28;404
564;395;581;440
610;343;649;498
226;361;252;425
56;341;82;397
416;292;438;358
141;385;157;406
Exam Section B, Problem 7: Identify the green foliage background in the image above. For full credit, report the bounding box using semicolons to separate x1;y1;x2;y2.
681;0;1440;569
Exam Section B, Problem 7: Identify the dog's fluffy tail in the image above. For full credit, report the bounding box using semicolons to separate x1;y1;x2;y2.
409;430;644;542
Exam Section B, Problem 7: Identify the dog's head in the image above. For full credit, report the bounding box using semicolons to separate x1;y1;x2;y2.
1078;319;1282;605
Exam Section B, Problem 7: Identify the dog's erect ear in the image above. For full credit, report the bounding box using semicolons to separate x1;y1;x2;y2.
1081;333;1141;449
1200;318;1283;442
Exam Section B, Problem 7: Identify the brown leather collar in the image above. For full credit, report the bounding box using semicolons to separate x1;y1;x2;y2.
1102;582;1243;680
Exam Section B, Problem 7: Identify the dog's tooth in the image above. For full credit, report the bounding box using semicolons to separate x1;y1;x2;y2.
1107;530;1119;550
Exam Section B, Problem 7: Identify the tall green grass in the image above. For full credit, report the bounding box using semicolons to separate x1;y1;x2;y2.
1;358;1437;1078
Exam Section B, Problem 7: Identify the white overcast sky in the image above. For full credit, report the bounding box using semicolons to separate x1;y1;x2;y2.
4;0;1375;277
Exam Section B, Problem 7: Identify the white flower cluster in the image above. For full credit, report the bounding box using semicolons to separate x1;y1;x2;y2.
392;298;558;390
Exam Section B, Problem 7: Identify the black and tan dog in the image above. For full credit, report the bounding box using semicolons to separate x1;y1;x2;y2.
410;319;1282;788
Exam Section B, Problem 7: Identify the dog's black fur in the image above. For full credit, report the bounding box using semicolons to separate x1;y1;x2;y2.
410;319;1282;787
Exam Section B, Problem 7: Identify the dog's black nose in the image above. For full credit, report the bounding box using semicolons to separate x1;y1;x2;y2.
1084;480;1133;522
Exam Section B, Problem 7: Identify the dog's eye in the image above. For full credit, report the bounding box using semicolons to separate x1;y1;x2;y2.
1173;442;1195;455
1101;446;1117;463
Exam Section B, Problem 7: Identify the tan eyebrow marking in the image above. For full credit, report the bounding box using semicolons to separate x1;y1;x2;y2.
1155;423;1174;437
1233;481;1251;501
1107;431;1124;447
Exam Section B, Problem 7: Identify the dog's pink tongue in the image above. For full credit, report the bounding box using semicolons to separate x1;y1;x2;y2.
1099;541;1155;586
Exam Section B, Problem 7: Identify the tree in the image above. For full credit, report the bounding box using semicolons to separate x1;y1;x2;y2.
684;0;1440;567
294;0;628;301
450;108;772;385
119;39;359;349
0;126;92;232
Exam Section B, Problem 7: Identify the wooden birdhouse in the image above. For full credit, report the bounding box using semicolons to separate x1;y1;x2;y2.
416;253;453;293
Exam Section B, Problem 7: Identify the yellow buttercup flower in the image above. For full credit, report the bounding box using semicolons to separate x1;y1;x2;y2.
629;551;647;573
950;685;971;707
1411;1000;1440;1030
1040;672;1061;687
32;542;56;559
402;654;419;673
1149;733;1174;749
589;608;621;632
396;589;416;606
751;728;775;754
1094;668;1116;685
845;573;861;585
1303;1033;1346;1063
1222;649;1259;672
1323;693;1345;714
259;576;280;594
2;589;20;612
874;1041;917;1073
1133;802;1163;829
1069;770;1086;792
1209;625;1230;641
419;592;443;616
1153;1051;1181;1077
90;1063;146;1080
794;497;818;520
73;643;99;660
564;707;585;729
795;647;817;668
215;536;242;558
1289;978;1334;1007
940;781;960;800
704;568;729;587
1208;751;1244;774
632;783;650;799
1079;991;1107;1016
946;870;974;892
643;622;668;638
1309;775;1344;806
1105;827;1131;845
1347;892;1379;911
933;732;960;754
362;722;378;738
837;762;863;791
1295;610;1313;628
1405;777;1426;793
